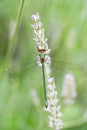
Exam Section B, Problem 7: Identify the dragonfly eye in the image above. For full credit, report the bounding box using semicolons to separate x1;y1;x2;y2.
37;46;41;52
39;50;42;52
43;49;46;52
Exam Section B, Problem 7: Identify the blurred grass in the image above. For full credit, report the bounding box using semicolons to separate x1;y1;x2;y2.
6;0;26;63
0;0;87;130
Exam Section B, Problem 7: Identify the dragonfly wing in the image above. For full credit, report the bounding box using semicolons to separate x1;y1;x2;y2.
5;60;37;80
51;60;84;77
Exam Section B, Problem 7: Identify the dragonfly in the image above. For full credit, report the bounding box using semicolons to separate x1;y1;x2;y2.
36;46;49;107
4;47;83;108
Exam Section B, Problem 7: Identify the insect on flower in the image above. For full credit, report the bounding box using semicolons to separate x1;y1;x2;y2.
36;44;51;107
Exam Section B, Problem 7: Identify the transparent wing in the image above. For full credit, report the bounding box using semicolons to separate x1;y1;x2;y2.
4;60;37;80
51;60;84;78
3;58;84;80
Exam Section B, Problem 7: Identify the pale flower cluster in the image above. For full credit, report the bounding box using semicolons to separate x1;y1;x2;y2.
31;12;63;130
45;77;63;130
31;13;51;68
31;13;50;54
62;73;77;104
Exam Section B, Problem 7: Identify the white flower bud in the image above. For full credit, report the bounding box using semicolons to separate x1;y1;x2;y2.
31;12;40;21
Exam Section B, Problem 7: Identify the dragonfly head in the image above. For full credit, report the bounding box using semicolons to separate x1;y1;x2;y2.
37;46;46;53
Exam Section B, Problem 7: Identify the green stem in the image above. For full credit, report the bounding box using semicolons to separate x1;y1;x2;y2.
6;0;26;64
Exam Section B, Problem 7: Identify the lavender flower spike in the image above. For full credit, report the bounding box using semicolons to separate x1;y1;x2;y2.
31;12;63;130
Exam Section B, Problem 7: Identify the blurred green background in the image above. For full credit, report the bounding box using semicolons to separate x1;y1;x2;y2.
0;0;87;130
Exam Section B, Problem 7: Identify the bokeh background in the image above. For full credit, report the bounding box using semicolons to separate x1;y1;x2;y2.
0;0;87;130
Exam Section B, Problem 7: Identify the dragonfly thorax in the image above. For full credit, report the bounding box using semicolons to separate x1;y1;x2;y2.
39;53;45;63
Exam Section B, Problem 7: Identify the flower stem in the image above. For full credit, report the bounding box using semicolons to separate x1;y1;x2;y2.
6;0;26;64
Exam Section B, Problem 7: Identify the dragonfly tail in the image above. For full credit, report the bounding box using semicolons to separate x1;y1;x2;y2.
42;63;48;108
